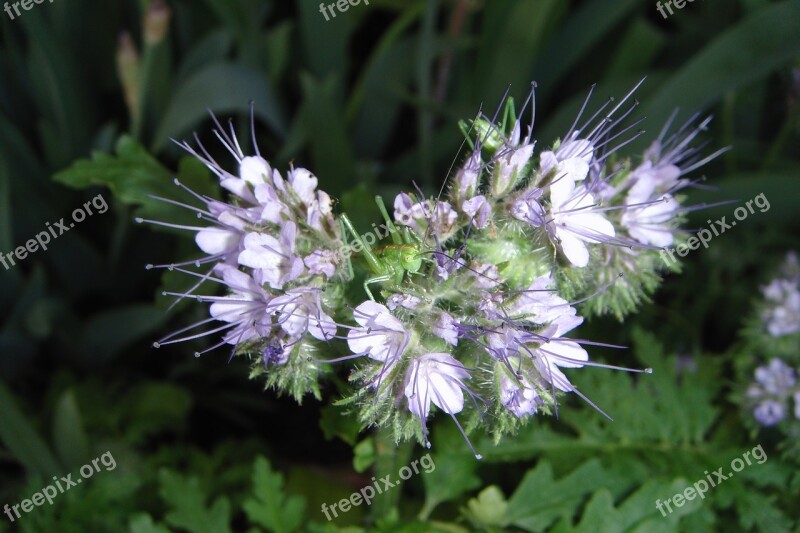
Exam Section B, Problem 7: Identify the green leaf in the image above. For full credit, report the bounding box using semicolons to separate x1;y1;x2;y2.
0;380;62;478
533;0;642;103
353;437;376;473
53;135;217;228
298;73;357;195
159;469;232;533
641;1;800;134
128;513;171;533
420;450;480;520
505;459;608;531
52;389;89;469
82;304;168;359
151;62;286;152
462;486;509;529
320;405;361;445
121;382;193;444
243;456;306;533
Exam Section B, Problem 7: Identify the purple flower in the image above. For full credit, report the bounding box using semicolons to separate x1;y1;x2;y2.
347;301;410;363
491;122;534;197
621;195;680;248
208;264;273;346
270;287;337;342
753;400;785;426
462;195;491;229
303;249;338;278
386;293;422;311
539;134;594;177
404;353;471;419
500;372;544;418
761;279;800;337
507;274;579;326
394;193;458;237
529;316;589;392
451;150;481;208
548;178;615;268
238;222;305;290
754;358;797;396
433;311;459;346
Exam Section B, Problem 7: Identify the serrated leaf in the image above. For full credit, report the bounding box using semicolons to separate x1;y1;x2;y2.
243;456;306;533
505;459;607;532
53;135;217;228
419;450;480;520
158;469;232;533
128;513;171;533
462;486;509;529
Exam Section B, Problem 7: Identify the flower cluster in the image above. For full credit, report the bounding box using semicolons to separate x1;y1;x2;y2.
746;358;800;426
146;83;723;454
760;252;800;337
141;112;351;399
740;252;800;430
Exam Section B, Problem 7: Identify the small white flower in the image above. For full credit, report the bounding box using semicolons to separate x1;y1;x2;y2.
753;400;785;426
754;358;797;396
404;353;471;418
549;176;615;268
492;122;534;197
238;222;305;289
508;274;579;326
386;293;422;311
433;311;459;346
621;195;680;247
270;287;337;341
500;372;543;418
761;279;800;337
347;301;410;362
530;316;588;392
208;264;272;345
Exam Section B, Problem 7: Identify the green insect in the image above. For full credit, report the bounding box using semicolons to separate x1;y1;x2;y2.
339;196;427;301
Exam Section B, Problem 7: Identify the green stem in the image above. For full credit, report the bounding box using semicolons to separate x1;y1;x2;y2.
370;426;413;524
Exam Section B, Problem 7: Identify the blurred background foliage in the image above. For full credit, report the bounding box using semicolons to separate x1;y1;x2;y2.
1;0;799;531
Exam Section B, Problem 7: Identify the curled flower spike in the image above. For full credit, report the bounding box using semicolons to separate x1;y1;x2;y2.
145;81;725;453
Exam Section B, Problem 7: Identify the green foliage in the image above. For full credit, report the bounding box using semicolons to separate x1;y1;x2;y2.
243;457;306;533
1;0;799;531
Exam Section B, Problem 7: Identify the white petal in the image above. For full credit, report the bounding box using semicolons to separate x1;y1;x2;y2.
289;168;318;205
196;228;239;255
539;340;588;368
240;156;271;185
558;158;589;182
566;213;616;240
428;372;465;414
557;230;590;267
